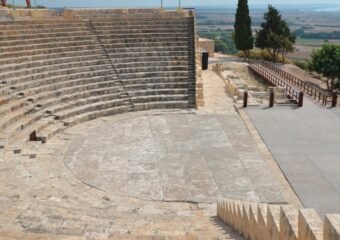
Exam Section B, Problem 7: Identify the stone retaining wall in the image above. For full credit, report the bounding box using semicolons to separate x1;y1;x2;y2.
218;199;340;240
0;8;58;20
198;38;215;56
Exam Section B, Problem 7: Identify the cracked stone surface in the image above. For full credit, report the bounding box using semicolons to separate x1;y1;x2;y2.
64;112;285;204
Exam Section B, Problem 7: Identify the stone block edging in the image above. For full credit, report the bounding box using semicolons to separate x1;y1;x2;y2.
218;199;340;240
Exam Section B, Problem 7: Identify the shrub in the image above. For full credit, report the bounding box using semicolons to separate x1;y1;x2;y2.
293;60;309;70
237;49;292;64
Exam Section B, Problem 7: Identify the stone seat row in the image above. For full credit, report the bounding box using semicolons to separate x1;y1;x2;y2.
1;64;188;88
1;71;189;120
0;19;189;30
0;34;189;51
1;56;189;79
0;21;189;33
0;52;188;72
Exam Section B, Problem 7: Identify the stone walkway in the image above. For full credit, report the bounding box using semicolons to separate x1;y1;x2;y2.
246;99;340;216
199;70;235;113
64;112;285;204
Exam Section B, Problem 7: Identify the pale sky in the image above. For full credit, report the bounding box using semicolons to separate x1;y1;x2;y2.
12;0;340;8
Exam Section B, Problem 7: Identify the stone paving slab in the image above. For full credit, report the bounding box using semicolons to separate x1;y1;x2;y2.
64;112;285;204
246;99;340;216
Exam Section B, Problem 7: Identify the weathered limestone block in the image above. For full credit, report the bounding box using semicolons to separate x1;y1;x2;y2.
248;203;258;240
280;205;299;240
298;209;323;240
241;202;251;238
268;205;281;240
217;200;230;225
257;204;269;240
235;201;244;235
324;215;340;240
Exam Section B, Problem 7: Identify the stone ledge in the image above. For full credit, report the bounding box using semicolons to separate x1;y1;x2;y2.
218;199;340;240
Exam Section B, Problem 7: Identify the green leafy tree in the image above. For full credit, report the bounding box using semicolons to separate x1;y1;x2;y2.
234;0;253;60
255;5;296;63
308;44;340;91
215;39;228;53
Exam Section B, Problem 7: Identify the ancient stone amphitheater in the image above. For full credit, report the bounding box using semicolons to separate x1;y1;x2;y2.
0;8;339;240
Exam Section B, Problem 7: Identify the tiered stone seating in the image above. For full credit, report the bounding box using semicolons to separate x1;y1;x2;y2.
87;15;195;110
0;10;196;155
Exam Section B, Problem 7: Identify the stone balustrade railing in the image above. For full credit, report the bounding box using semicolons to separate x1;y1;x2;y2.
217;199;340;240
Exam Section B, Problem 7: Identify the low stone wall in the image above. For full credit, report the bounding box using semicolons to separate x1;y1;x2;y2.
198;38;215;56
194;24;204;107
218;199;340;240
0;8;58;20
63;8;194;19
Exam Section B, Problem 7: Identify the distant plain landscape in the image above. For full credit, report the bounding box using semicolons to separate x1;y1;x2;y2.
196;4;340;61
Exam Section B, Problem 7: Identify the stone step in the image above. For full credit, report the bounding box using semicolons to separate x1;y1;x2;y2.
87;17;190;22
0;42;188;62
0;39;97;54
133;101;190;112
0;105;39;131
0;40;187;57
0;19;84;25
0;26;89;36
0;22;188;35
46;91;123;115
114;60;188;69
3;64;113;86
107;50;189;59
7;116;55;145
109;55;189;64
0;30;189;44
86;16;190;21
0;58;111;79
0;52;107;72
116;66;189;75
61;105;129;128
1;70;115;102
55;98;128;121
0;56;187;81
131;94;189;104
98;41;188;50
121;76;188;85
0;77;120;125
0;22;86;30
90;28;189;35
0;30;92;41
0;35;96;47
91;32;189;39
0;111;45;141
94;35;189;43
104;46;189;54
119;70;189;79
0;48;104;66
92;23;189;31
0;30;189;47
125;82;190;91
23;76;118;102
0;76;118;111
130;88;189;97
0;44;100;60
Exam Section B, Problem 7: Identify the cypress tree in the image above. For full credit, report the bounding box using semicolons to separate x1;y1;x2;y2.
234;0;254;60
